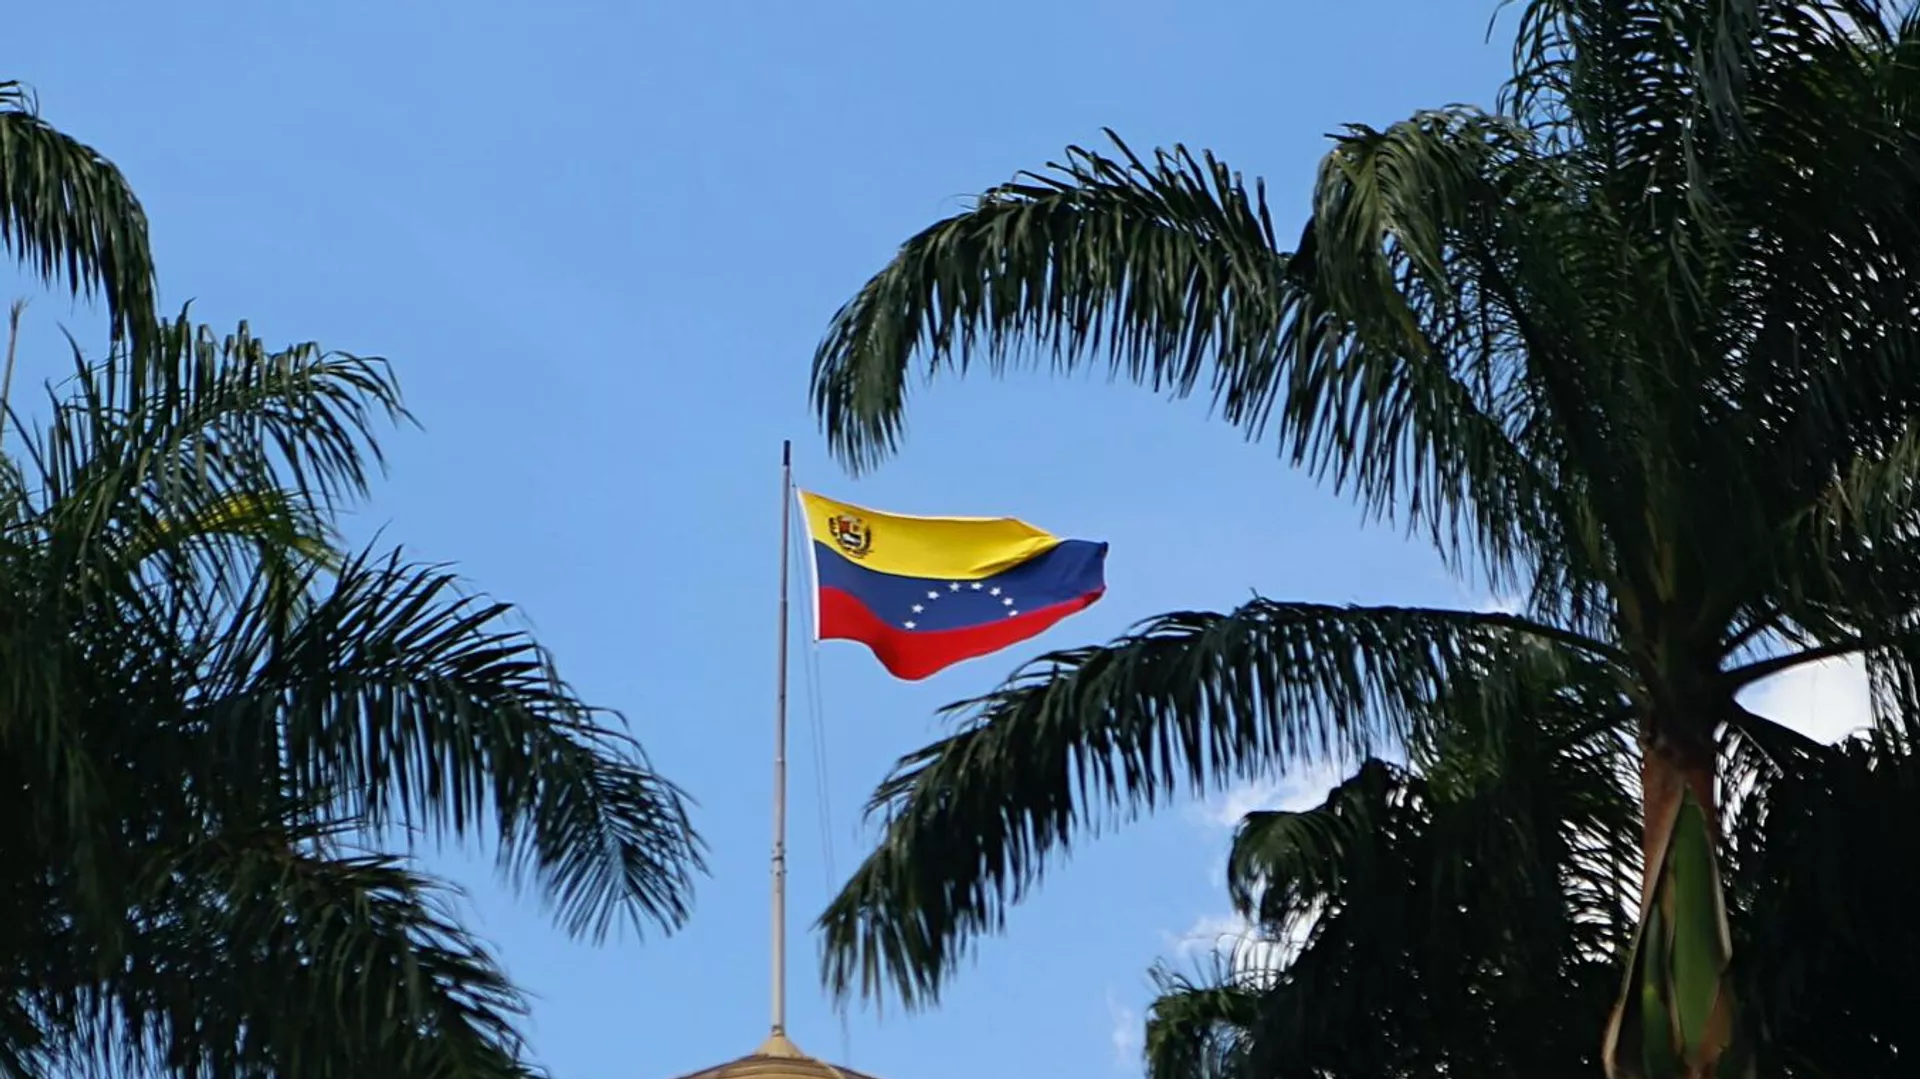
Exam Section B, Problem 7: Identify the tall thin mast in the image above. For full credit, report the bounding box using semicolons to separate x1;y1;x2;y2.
771;439;793;1037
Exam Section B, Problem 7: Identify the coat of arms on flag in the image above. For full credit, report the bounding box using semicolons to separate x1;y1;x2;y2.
827;513;872;558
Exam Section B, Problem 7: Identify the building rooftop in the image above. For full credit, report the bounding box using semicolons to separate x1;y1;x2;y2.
664;1032;888;1079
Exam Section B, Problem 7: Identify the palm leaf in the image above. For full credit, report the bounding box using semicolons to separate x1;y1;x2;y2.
0;83;156;348
1132;643;1635;1079
180;548;703;939
0;309;706;1077
5;316;702;939
807;2;1920;1075
25;313;407;521
810;112;1619;625
817;601;1611;1005
811;134;1289;475
1143;959;1262;1079
1719;716;1920;1076
1225;760;1400;933
102;819;534;1079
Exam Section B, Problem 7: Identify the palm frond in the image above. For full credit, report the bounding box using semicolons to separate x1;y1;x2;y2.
0;314;403;649
183;548;702;939
1288;107;1619;601
126;489;337;568
103;820;535;1079
1504;0;1883;167
1143;960;1262;1079
816;600;1610;1006
0;757;533;1079
1225;760;1401;934
28;313;407;519
811;133;1289;474
810;112;1628;624
1721;720;1920;1076
804;2;1920;1074
0;83;155;348
0;294;701;1074
1143;645;1635;1078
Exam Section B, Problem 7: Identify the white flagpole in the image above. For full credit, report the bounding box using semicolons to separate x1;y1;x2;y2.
771;439;792;1036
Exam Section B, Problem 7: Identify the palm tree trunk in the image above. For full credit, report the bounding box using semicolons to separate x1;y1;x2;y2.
1604;728;1739;1079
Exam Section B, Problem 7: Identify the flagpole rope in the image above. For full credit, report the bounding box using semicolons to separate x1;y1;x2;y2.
786;479;853;1066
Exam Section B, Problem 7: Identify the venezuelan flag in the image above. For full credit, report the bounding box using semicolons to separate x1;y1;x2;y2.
799;490;1108;680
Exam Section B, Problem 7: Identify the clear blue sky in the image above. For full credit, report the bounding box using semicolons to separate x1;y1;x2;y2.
12;3;1559;1077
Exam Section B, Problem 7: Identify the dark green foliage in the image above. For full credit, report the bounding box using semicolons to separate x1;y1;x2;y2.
805;1;1920;1075
0;315;703;1079
1136;711;1920;1078
1142;646;1634;1079
818;604;1621;1005
0;82;156;349
1720;720;1920;1077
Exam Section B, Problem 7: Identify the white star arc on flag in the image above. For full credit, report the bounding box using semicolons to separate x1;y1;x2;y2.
901;578;1024;628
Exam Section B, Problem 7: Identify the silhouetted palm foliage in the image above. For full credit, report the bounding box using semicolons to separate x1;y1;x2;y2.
1719;719;1920;1076
1144;643;1635;1079
806;2;1920;1074
0;81;156;347
0;315;702;1079
1138;711;1920;1078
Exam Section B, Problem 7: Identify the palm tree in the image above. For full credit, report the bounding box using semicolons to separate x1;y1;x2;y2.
0;312;702;1079
1145;642;1635;1079
1;80;157;347
1139;711;1920;1079
803;2;1920;1075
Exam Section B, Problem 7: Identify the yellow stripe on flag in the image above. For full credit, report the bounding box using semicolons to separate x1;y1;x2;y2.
798;490;1062;580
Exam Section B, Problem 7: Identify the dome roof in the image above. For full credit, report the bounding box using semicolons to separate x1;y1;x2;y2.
664;1033;888;1079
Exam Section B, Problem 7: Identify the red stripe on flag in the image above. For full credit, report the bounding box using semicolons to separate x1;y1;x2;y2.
817;585;1104;681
